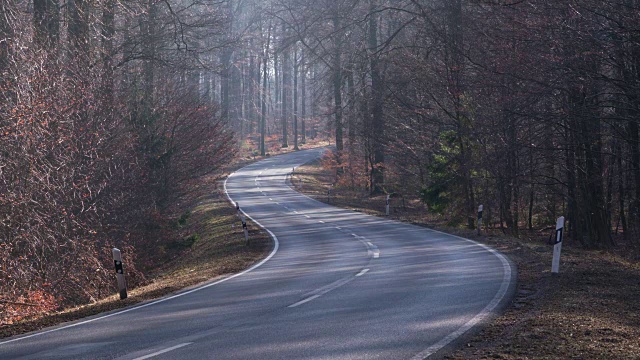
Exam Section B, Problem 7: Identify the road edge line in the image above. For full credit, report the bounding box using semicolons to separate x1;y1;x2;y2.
0;167;280;347
410;228;516;359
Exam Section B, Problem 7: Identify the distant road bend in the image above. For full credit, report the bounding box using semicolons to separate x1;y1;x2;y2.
0;147;515;360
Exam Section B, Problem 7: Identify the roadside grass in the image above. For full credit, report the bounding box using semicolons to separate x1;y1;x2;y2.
1;140;330;340
294;160;640;360
0;174;271;340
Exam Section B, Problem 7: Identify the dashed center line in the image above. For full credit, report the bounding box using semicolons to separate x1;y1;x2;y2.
133;343;192;360
305;215;311;218
318;221;325;224
288;294;321;308
356;269;370;277
351;234;381;259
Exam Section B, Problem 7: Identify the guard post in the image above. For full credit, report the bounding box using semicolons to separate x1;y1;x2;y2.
477;204;484;235
552;216;565;274
241;215;249;245
386;195;390;216
112;248;127;300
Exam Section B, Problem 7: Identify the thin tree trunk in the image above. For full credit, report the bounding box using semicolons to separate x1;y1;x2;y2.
369;0;384;194
260;22;272;156
332;15;344;174
293;44;299;150
281;23;289;148
301;47;306;144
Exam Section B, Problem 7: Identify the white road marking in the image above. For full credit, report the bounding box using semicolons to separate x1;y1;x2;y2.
288;294;322;308
351;233;358;238
133;343;192;360
318;221;325;223
335;226;342;230
305;215;311;218
367;242;374;247
410;230;513;359
0;167;285;347
288;275;356;308
294;211;299;214
269;198;273;201
356;269;370;277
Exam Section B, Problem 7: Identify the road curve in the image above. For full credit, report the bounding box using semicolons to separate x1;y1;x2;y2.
0;147;515;360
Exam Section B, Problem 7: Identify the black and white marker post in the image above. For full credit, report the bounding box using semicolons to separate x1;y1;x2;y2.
235;202;240;216
552;216;565;274
241;215;249;245
386;195;390;216
112;248;127;300
477;204;484;235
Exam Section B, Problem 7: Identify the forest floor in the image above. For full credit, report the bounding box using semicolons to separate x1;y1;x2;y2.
294;160;640;360
0;138;328;340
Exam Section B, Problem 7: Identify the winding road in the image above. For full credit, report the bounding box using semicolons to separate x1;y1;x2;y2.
0;147;515;359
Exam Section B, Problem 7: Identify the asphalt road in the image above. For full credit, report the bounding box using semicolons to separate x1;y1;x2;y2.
0;147;515;360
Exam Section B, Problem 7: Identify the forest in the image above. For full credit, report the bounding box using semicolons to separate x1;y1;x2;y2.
2;0;640;319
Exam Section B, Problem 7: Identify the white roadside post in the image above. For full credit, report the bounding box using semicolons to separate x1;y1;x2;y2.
241;215;249;245
112;248;127;300
477;204;484;235
552;216;565;274
386;195;390;216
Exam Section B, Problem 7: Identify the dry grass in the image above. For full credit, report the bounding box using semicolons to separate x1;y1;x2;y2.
0;173;271;340
295;161;640;360
1;140;332;340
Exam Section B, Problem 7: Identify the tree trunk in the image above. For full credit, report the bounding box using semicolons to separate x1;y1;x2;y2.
301;47;306;144
33;0;59;49
332;15;344;174
140;0;157;114
293;44;299;150
101;0;115;110
0;0;14;78
260;22;272;156
281;24;289;148
369;0;385;194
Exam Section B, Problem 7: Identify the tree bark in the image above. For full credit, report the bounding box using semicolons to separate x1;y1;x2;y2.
281;23;289;148
301;47;306;144
293;44;299;150
260;22;272;156
33;0;59;49
369;0;385;194
332;15;344;174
